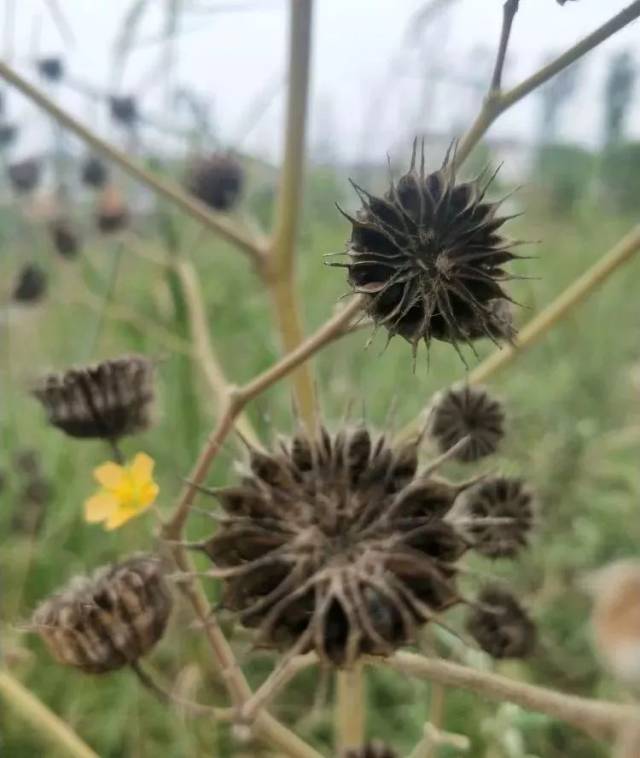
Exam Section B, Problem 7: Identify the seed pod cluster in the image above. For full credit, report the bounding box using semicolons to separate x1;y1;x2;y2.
31;554;172;674
32;354;155;441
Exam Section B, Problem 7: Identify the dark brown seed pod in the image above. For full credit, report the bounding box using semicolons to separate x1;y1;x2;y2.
0;122;17;148
343;742;398;758
31;554;172;674
333;140;521;356
194;425;473;667
12;264;47;303
109;95;138;127
185;152;243;211
454;476;534;558
32;354;155;441
467;587;536;659
81;155;109;189
96;185;129;233
49;218;81;259
428;384;505;463
8;158;41;194
37;57;64;82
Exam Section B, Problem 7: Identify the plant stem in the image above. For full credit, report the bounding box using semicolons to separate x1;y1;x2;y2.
490;0;519;92
454;0;640;168
268;0;317;431
381;652;637;742
0;60;266;270
335;664;366;753
0;669;99;758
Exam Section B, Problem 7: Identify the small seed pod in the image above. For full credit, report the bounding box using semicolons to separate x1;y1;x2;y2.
49;218;81;259
12;476;52;535
31;554;172;674
334;140;521;356
8;158;41;194
96;185;129;233
109;95;138;127
12;264;47;304
428;384;505;463
455;476;534;558
37;57;64;82
81;155;109;189
0;122;17;149
467;587;536;659
32;354;155;441
185;152;243;211
343;742;398;758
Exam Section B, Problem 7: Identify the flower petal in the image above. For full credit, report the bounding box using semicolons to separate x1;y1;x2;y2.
104;501;152;530
94;462;125;490
129;452;155;486
84;492;118;523
139;482;159;508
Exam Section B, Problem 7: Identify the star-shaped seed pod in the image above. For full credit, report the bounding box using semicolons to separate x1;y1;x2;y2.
331;140;523;358
32;354;155;442
466;587;536;659
428;384;505;463
188;403;535;668
31;554;171;674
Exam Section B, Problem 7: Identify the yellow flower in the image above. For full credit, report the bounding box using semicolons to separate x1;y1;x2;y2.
84;452;159;530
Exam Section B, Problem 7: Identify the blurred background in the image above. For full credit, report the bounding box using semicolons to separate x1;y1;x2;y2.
1;1;639;756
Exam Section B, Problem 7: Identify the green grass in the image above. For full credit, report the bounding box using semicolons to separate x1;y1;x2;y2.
1;161;639;757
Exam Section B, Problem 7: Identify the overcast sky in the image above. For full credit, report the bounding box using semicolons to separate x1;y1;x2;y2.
3;1;639;164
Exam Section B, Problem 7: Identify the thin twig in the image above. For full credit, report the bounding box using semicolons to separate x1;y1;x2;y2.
0;60;266;270
380;652;637;742
0;669;99;758
490;0;519;92
454;1;640;168
267;0;317;431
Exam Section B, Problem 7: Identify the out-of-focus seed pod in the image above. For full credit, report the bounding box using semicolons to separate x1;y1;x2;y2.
8;158;42;194
467;587;536;659
81;155;109;189
32;354;155;441
49;218;81;259
12;264;47;304
0;122;17;149
96;184;129;233
185;152;243;211
109;95;138;127
37;57;64;82
31;554;172;674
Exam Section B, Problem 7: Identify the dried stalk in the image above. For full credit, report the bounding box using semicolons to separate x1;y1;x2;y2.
0;670;99;758
381;652;637;742
335;663;366;753
489;0;519;92
268;0;317;431
0;60;266;270
454;1;640;168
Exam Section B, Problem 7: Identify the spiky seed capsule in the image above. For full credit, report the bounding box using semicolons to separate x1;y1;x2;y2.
454;476;534;558
12;264;47;304
109;95;138;127
429;384;505;463
343;742;398;758
196;425;475;667
32;354;155;441
467;587;536;659
185;153;243;211
8;158;41;194
0;122;17;149
96;185;129;233
31;554;172;674
37;57;64;82
81;156;109;189
336;141;520;355
49;218;80;259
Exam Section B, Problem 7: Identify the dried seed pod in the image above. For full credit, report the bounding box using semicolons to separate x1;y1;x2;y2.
31;554;171;673
0;122;17;149
12;264;47;303
334;140;521;355
81;155;109;189
343;742;398;758
32;354;155;441
8;158;41;194
13;476;52;535
109;95;138;127
428;384;505;463
196;425;473;667
467;587;536;659
455;477;534;558
185;152;243;211
49;218;81;259
37;57;64;82
96;185;129;233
